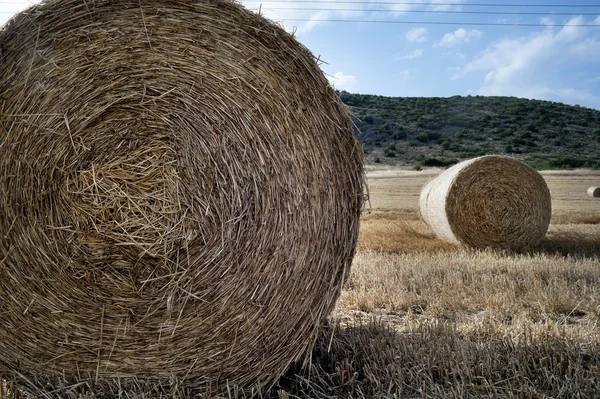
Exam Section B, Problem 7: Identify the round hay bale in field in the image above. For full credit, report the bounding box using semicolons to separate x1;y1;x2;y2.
588;186;600;198
0;0;364;394
419;155;551;250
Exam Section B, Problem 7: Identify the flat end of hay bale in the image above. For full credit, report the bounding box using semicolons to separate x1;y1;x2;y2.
0;0;365;395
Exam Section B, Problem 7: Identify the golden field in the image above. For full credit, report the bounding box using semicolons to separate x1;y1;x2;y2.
3;168;600;398
286;167;600;398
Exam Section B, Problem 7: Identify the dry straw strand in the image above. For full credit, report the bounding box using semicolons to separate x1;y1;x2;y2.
587;186;600;198
0;0;365;395
419;155;551;250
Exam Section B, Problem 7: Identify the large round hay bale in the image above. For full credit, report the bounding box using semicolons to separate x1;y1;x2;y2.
419;155;551;250
588;187;600;198
0;0;364;394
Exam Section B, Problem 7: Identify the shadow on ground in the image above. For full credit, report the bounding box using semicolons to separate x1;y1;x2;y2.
3;318;599;398
278;319;600;398
536;233;600;258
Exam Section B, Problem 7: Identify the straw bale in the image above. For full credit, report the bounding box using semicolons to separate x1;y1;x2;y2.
588;187;600;198
0;0;365;395
419;155;551;250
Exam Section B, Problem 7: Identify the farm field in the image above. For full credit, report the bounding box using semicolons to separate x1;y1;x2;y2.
279;167;600;398
3;168;600;398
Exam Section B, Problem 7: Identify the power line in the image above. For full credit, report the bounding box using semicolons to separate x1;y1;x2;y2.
0;0;598;3
253;7;600;15
246;1;600;6
274;18;600;26
2;0;599;6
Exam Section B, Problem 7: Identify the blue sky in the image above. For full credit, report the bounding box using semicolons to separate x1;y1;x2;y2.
3;1;600;109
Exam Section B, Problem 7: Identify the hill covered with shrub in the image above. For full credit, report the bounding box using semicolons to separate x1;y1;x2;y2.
338;92;600;169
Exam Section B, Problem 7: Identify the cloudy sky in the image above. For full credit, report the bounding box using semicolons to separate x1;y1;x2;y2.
2;1;600;110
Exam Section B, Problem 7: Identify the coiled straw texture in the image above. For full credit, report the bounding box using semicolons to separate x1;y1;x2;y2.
419;155;551;250
0;0;365;395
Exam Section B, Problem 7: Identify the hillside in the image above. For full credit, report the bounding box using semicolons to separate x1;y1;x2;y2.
339;92;600;169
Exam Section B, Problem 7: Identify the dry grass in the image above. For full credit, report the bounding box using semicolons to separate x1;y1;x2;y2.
277;215;600;398
551;211;600;225
280;317;600;398
285;244;600;398
299;182;598;398
358;219;456;253
4;170;600;398
359;213;600;257
341;250;600;329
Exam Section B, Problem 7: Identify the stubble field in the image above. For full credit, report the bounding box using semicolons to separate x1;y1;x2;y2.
280;167;600;398
3;168;600;398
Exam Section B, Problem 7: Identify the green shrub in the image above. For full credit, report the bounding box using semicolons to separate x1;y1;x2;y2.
420;157;459;167
549;156;598;169
427;131;441;141
384;144;396;157
416;132;429;142
392;130;407;140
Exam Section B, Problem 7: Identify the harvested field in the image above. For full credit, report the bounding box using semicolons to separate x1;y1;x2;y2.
6;166;599;398
281;167;600;398
312;166;600;398
366;165;600;215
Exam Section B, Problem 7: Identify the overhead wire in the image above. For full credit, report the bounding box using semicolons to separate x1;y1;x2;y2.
246;1;600;27
268;18;600;26
2;1;599;27
1;0;599;4
251;7;600;15
245;1;600;6
1;0;600;5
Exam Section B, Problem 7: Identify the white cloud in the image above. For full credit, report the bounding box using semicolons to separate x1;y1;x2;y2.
399;68;419;82
570;37;600;60
454;17;600;109
455;16;589;82
434;28;483;47
397;49;424;60
406;28;427;43
476;85;600;108
557;88;600;104
329;71;358;89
